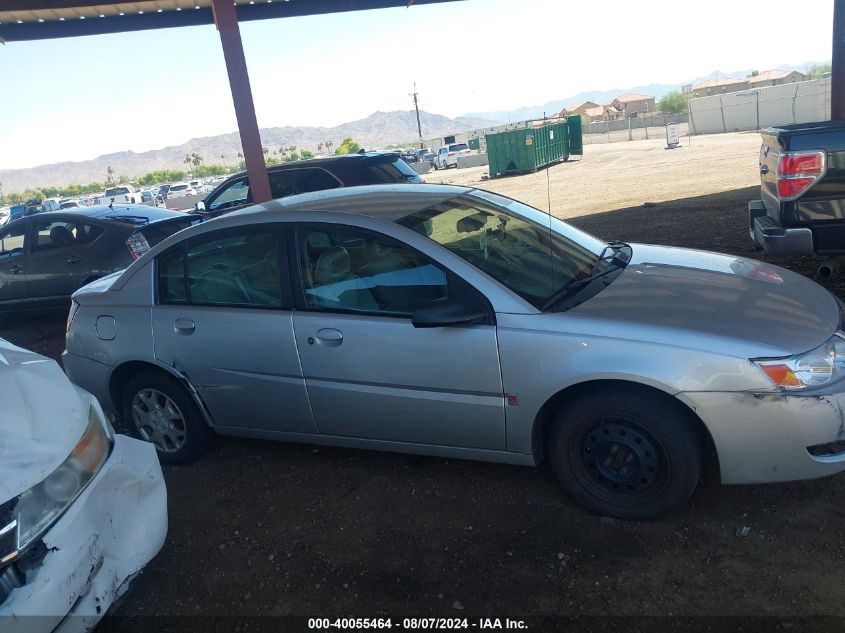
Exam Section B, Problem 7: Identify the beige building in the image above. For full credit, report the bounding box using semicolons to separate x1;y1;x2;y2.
560;100;601;117
691;76;748;98
747;69;807;88
608;93;655;117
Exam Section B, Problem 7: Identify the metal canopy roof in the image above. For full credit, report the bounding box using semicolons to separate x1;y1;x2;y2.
0;0;455;42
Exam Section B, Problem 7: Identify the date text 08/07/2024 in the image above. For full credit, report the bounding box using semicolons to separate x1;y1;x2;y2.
307;618;528;630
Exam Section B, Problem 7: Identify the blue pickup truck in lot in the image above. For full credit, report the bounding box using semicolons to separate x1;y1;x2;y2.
749;120;845;275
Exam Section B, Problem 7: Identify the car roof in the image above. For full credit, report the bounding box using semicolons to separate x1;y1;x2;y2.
220;151;404;181
2;205;183;226
223;183;473;223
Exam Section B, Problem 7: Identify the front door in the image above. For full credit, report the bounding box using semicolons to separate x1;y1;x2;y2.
0;221;29;305
291;223;506;450
151;226;317;435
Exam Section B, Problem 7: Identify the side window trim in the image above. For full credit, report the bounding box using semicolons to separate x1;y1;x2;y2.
156;224;292;309
288;221;494;324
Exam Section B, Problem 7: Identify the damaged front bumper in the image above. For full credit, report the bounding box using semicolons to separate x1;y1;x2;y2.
680;388;845;485
0;435;167;633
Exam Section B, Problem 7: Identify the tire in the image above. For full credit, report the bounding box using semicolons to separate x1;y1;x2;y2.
433;162;439;171
548;387;702;520
121;370;210;465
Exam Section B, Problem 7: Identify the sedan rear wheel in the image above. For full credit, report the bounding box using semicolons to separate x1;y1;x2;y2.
122;371;210;464
549;388;702;520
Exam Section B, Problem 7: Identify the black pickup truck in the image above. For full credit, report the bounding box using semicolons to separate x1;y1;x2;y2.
749;120;845;257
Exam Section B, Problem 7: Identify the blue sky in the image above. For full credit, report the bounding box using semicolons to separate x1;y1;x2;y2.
0;0;833;170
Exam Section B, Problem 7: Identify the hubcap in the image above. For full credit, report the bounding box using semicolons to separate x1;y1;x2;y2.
579;419;664;494
131;388;187;453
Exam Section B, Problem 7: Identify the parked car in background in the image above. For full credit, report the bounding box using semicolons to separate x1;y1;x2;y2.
194;152;423;218
167;183;197;200
416;147;435;165
59;199;83;209
156;184;172;204
0;337;166;625
0;207;9;226
65;184;845;520
0;205;183;311
104;185;142;205
141;190;156;204
434;143;471;170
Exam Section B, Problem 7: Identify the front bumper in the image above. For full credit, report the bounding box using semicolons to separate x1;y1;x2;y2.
680;388;845;485
0;435;167;633
748;200;814;256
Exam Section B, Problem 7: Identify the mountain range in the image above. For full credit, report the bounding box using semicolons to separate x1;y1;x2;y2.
0;110;499;193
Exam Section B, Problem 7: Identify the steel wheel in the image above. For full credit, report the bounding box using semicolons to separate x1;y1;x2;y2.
548;387;703;520
131;387;188;453
572;417;668;500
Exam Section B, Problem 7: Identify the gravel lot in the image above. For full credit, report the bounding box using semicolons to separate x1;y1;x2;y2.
4;132;845;624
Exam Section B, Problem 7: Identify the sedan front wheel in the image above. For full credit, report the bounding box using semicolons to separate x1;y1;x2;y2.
549;387;703;520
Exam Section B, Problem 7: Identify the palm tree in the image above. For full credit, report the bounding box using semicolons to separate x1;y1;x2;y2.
317;142;323;154
191;152;203;173
106;166;114;186
220;153;226;168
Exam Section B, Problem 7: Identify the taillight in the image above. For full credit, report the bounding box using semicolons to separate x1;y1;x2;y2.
126;232;151;260
777;150;825;200
448;152;455;156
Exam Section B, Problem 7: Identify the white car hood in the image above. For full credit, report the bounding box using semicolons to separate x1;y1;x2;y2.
0;339;87;503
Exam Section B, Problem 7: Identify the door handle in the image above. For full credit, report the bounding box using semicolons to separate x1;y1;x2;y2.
312;328;343;347
9;265;23;275
760;164;769;174
173;318;196;335
67;255;81;264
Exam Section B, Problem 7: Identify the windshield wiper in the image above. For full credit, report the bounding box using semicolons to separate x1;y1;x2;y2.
540;241;630;312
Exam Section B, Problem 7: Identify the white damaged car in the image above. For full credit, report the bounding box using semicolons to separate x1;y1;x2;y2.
0;338;166;630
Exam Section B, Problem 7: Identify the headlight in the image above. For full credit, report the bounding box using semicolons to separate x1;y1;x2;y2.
753;333;845;390
0;407;112;564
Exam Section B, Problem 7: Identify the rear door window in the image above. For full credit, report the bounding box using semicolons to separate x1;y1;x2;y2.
358;157;420;184
158;229;283;308
32;219;104;250
295;168;343;194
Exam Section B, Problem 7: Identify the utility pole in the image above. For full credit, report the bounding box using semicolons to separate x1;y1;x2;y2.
411;83;423;149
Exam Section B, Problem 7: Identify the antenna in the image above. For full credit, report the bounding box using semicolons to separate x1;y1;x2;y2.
410;83;423;149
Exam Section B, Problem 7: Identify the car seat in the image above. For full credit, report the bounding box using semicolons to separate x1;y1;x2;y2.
311;246;378;311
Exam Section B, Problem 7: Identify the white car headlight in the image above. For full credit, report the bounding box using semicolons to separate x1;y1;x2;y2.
1;407;112;564
753;333;845;390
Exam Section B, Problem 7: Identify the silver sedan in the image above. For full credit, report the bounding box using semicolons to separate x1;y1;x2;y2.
63;184;845;519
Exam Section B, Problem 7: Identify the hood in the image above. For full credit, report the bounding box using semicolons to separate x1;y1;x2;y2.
570;244;840;357
0;339;88;503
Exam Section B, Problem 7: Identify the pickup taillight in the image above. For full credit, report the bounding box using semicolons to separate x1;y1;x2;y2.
448;152;455;157
777;150;825;200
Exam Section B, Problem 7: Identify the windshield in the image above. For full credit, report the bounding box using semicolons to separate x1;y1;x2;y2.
397;191;607;309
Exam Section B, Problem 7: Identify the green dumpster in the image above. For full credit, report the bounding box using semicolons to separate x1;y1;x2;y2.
468;137;481;151
486;119;582;177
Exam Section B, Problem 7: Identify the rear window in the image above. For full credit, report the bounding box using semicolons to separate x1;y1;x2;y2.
356;156;421;184
170;184;189;192
105;187;130;196
104;207;183;223
135;216;203;250
449;144;469;152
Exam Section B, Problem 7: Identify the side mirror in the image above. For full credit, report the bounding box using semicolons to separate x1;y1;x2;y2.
194;200;206;213
412;297;487;329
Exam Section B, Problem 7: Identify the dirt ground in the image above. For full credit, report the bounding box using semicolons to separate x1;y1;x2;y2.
5;132;845;626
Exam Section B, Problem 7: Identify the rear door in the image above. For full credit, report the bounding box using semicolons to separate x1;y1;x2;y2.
25;216;108;300
0;221;29;304
151;225;317;435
